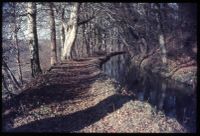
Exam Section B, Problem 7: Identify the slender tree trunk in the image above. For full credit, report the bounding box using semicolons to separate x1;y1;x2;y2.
60;9;65;59
95;27;98;52
49;3;57;66
82;22;86;57
85;22;90;56
27;2;42;77
13;3;23;85
2;60;20;90
62;3;80;60
97;27;101;51
158;34;167;64
14;28;23;85
158;82;166;110
2;74;10;92
157;4;167;65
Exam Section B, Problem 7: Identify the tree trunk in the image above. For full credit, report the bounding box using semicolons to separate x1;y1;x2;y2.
27;2;42;77
157;4;167;65
14;26;23;85
60;8;65;59
82;22;87;57
49;3;57;66
2;60;20;91
62;3;80;60
158;82;166;110
2;74;10;92
13;3;23;85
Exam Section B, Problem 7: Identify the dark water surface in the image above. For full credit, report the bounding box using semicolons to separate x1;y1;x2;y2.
102;54;196;132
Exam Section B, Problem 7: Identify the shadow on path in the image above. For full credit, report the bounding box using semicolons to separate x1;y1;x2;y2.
2;73;102;120
10;94;132;132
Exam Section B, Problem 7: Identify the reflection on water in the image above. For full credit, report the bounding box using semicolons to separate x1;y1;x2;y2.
102;54;130;84
102;54;196;132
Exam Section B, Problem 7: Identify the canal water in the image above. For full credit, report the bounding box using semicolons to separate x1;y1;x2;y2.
102;54;196;132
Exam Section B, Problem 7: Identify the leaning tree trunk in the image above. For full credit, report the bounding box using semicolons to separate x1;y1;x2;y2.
2;74;10;92
2;60;20;91
49;3;57;66
61;3;80;60
27;2;42;77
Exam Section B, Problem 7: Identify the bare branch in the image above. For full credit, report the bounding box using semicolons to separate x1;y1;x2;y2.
78;16;95;26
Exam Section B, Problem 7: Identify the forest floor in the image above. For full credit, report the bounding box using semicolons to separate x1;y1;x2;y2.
2;55;187;133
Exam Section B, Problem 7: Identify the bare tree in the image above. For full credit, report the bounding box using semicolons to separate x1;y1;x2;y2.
12;3;23;84
156;3;167;65
27;2;42;77
49;3;57;65
60;9;65;58
61;2;80;60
